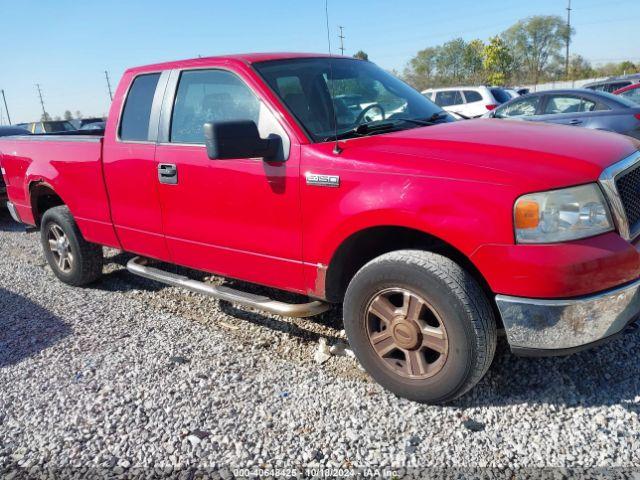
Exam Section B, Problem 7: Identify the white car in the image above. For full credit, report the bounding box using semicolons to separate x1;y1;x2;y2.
422;86;512;118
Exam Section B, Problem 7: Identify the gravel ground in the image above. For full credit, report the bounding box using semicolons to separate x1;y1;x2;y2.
1;210;639;477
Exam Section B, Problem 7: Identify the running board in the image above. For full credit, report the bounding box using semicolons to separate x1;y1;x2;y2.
126;256;330;318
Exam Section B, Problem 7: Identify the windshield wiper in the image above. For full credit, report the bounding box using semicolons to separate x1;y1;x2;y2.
330;121;401;140
391;111;450;126
323;112;451;142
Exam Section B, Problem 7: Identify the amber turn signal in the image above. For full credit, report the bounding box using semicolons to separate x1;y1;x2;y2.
515;200;540;229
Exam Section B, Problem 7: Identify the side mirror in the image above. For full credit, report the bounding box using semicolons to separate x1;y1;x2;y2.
203;120;281;161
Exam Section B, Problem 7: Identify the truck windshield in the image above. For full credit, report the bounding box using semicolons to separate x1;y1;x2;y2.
254;57;449;142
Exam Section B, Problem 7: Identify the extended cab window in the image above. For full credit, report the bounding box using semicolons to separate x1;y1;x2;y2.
119;73;160;141
170;70;260;144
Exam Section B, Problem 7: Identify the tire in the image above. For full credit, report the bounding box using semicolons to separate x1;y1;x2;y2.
343;250;496;404
40;205;103;286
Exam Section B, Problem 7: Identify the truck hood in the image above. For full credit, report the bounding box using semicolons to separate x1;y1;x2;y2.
346;119;640;190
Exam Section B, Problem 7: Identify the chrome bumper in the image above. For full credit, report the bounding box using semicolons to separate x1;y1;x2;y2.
496;279;640;352
6;201;22;223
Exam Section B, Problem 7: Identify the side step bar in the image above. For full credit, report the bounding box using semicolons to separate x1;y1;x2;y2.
126;256;330;318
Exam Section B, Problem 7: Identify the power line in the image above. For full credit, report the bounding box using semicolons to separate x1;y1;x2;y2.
104;71;113;101
565;0;572;80
338;25;345;55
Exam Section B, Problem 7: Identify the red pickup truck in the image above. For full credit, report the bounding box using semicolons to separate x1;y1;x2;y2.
2;53;640;403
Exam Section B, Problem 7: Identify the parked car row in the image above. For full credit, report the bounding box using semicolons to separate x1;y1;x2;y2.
13;118;105;134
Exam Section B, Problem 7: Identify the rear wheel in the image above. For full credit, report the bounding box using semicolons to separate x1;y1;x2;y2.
40;206;103;286
343;250;496;404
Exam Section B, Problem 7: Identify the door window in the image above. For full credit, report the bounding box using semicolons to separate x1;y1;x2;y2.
620;87;640;104
543;95;596;114
170;70;260;144
119;73;161;141
33;123;44;134
495;96;540;118
463;90;482;103
435;90;463;107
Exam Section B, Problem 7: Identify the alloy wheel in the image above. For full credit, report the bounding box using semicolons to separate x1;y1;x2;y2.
365;287;448;379
47;224;74;273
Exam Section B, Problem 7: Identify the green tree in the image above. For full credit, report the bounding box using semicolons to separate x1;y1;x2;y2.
403;47;440;90
40;112;51;122
63;110;73;121
463;39;486;84
568;54;594;80
435;38;468;84
482;36;515;85
502;15;572;85
353;50;369;61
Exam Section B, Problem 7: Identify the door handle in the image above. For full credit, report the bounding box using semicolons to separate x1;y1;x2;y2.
158;163;178;184
569;119;583;125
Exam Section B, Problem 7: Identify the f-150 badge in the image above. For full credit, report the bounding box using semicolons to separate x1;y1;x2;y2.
305;173;340;187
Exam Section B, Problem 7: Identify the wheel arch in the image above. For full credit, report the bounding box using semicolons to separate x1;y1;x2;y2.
29;181;67;227
323;225;497;319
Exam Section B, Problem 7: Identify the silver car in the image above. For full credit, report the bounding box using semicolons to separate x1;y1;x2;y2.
484;89;640;140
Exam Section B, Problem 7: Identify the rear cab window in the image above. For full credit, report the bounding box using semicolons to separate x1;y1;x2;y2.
119;73;161;141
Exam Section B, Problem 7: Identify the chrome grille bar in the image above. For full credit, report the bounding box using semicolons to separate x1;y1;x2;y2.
599;151;640;242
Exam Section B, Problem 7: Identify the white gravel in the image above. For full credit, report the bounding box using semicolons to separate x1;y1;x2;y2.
1;210;639;477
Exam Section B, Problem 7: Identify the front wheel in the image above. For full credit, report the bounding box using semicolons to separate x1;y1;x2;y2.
40;206;103;286
343;250;496;404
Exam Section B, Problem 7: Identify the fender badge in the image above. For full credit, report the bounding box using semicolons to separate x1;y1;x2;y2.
306;173;340;187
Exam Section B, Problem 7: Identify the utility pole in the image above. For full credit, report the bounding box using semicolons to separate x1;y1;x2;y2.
104;70;113;101
565;0;572;80
35;84;47;120
1;90;11;125
338;25;345;56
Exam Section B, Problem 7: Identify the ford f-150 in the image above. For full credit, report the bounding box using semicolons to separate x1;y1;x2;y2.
1;53;640;403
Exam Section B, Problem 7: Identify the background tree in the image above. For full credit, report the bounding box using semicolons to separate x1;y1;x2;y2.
595;60;637;77
75;110;82;120
435;38;469;85
63;110;73;121
403;47;439;90
502;15;572;85
567;54;594;80
40;112;51;122
353;50;369;61
482;36;514;85
463;39;486;84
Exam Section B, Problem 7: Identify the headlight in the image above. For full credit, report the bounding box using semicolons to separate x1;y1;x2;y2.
514;184;614;244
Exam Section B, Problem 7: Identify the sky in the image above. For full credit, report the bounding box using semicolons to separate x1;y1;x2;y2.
0;0;638;124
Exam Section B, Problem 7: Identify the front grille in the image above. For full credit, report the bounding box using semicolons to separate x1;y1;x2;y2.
616;164;640;236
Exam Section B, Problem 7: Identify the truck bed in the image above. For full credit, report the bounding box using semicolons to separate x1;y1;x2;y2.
0;134;117;246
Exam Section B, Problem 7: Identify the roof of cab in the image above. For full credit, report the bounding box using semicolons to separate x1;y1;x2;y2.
126;52;345;75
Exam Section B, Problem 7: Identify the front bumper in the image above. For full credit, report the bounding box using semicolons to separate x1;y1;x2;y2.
496;278;640;355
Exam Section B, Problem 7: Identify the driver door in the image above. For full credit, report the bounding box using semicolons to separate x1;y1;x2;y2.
154;68;305;292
